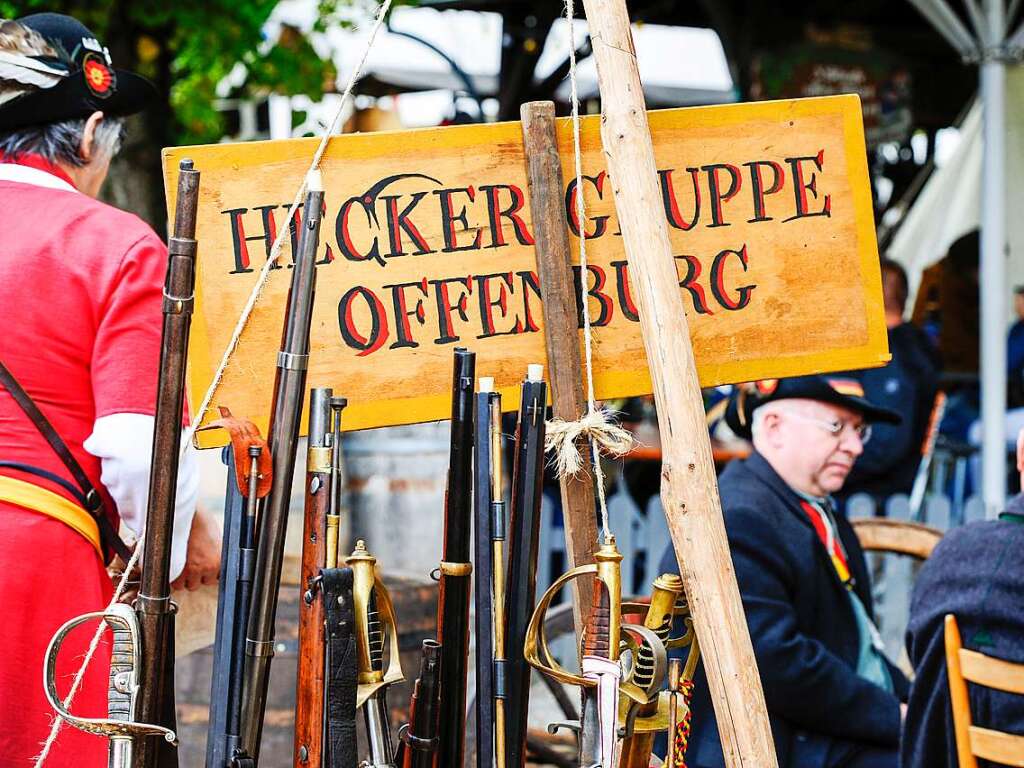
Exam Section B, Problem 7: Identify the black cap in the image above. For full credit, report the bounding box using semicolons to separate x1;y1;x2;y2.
725;374;901;440
0;13;157;131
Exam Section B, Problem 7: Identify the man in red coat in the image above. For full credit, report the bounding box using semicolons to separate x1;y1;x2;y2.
0;13;219;765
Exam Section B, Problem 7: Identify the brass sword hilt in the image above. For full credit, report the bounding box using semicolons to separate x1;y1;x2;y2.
347;539;405;708
524;536;622;688
43;603;177;763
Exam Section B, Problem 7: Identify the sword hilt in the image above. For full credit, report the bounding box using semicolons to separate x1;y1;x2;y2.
43;604;177;750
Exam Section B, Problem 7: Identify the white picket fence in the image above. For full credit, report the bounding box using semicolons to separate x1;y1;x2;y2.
536;470;986;663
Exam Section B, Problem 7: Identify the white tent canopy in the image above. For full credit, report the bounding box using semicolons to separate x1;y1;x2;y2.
888;65;1024;318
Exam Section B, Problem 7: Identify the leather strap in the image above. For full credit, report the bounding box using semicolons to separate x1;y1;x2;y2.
323;567;358;768
0;357;131;562
200;407;273;498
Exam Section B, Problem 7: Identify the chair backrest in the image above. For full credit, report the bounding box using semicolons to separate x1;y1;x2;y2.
944;614;1024;768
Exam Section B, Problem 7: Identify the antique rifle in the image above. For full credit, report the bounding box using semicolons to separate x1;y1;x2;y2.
239;172;324;759
474;377;506;768
398;640;443;768
435;347;475;768
294;388;334;768
205;412;271;768
503;364;547;768
348;540;404;767
134;158;201;768
321;397;359;768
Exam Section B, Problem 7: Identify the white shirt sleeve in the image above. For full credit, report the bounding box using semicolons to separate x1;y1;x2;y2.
83;412;200;581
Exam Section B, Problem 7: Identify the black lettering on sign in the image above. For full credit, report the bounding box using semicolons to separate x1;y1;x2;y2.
516;270;543;333
610;260;640;322
676;254;714;315
429;276;474;344
702;163;742;228
479;184;535;248
434;187;483;253
572;265;614;328
338;286;389;356
565;172;610;239
658;168;702;231
475;271;523;338
743;161;785;223
710;245;756;310
384;278;429;349
784;150;831;221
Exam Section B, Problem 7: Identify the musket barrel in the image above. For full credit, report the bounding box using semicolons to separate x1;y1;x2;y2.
240;184;324;758
435;348;476;768
135;158;200;768
402;640;442;768
294;388;333;768
473;386;496;768
503;366;547;768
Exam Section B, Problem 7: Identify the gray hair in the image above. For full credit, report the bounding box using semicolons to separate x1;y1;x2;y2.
0;115;125;167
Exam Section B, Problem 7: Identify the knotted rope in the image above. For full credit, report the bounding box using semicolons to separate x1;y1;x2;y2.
34;3;393;762
543;0;633;542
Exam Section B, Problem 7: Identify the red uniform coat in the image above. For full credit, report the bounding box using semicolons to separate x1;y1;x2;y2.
0;156;167;766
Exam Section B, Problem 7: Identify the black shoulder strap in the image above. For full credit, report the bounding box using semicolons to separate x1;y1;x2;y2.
0;357;132;562
323;566;358;768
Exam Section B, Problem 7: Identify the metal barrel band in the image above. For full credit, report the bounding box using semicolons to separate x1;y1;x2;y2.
161;288;195;315
134;593;175;614
245;638;276;658
399;724;438;752
306;445;332;473
438;560;472;576
167;236;197;257
277;351;309;371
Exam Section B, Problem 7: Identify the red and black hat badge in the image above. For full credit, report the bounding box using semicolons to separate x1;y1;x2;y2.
0;13;155;131
80;51;116;99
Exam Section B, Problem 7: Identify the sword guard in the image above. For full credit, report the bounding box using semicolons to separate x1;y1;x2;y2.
43;604;178;746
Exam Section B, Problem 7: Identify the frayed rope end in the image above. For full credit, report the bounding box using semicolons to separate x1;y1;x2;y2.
544;409;634;478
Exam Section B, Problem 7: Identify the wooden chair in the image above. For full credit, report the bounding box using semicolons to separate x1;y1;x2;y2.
945;614;1024;767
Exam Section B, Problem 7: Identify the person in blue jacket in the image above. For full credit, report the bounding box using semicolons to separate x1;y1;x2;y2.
901;429;1024;768
660;375;910;768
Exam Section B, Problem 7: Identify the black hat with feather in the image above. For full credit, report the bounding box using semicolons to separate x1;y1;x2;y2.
0;13;156;130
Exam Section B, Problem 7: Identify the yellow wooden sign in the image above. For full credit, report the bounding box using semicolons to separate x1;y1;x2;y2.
163;94;887;447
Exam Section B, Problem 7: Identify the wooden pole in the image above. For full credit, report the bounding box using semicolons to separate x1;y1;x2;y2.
576;1;778;765
520;101;596;636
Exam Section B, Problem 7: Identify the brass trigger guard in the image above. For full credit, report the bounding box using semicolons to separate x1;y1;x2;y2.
43;606;177;744
524;563;599;688
355;573;405;709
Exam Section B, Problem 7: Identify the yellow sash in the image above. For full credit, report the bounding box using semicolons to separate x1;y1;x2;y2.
0;474;102;556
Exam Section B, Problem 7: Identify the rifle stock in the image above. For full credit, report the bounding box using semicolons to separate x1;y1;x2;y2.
294;388;334;768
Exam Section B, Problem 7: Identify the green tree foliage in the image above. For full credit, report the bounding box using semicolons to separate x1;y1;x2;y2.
0;0;342;143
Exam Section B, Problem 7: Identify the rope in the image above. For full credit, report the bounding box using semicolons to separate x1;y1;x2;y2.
181;0;394;451
33;546;142;765
543;0;632;543
670;679;696;768
34;3;394;762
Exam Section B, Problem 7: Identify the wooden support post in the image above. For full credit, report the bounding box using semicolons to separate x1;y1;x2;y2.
520;101;596;636
577;1;778;765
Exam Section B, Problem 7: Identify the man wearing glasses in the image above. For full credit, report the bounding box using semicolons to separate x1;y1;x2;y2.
661;375;909;768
